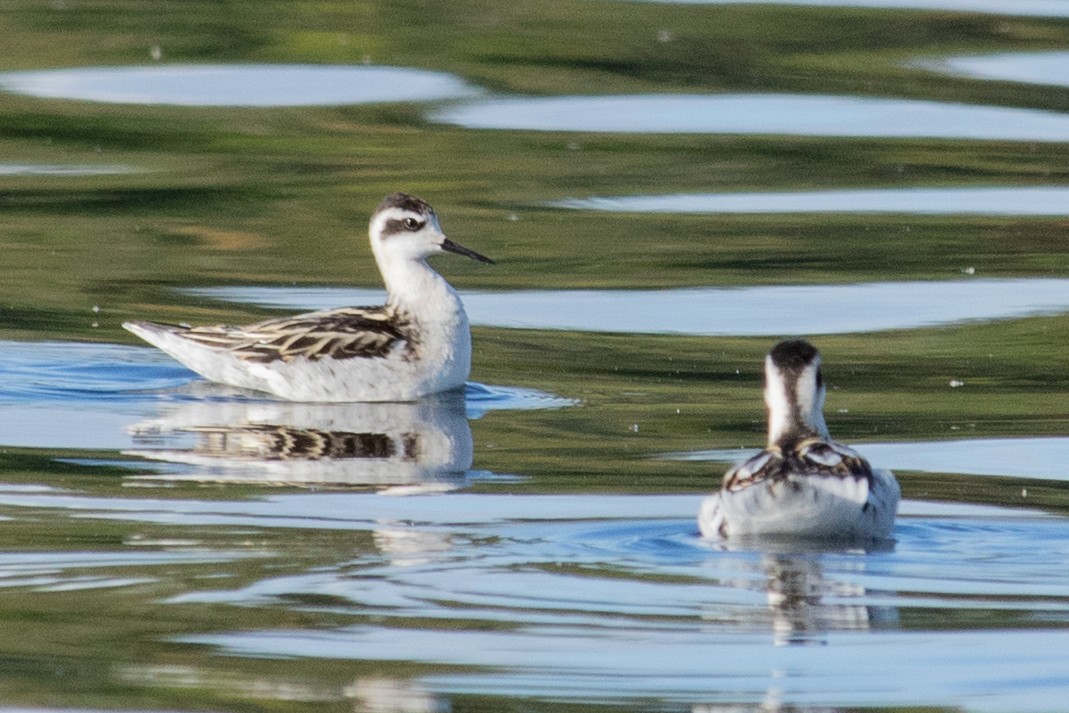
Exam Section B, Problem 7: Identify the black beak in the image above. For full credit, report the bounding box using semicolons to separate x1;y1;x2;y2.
441;237;495;265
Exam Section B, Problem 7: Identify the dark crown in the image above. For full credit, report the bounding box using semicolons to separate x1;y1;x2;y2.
377;192;433;217
768;339;820;374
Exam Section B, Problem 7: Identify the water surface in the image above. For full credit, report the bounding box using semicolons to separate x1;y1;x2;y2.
0;64;480;107
614;0;1069;16
553;186;1069;215
184;278;1069;336
670;437;1069;481
0;163;136;176
922;51;1069;88
429;94;1069;140
1;480;1065;711
1;1;1068;711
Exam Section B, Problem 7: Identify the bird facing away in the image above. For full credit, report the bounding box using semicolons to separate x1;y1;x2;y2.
699;339;900;541
124;192;494;402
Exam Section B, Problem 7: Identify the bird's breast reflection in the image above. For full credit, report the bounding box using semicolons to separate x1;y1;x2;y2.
122;391;473;490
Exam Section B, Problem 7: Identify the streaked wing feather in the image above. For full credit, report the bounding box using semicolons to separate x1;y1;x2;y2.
724;439;873;492
180;306;411;363
797;439;873;480
723;449;778;491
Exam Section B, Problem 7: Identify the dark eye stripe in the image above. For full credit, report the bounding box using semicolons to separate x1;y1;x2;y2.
381;216;424;237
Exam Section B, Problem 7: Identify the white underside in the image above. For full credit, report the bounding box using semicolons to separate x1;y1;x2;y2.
124;321;470;402
698;469;900;541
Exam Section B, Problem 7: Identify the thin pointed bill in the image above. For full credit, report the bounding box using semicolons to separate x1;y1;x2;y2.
441;237;495;264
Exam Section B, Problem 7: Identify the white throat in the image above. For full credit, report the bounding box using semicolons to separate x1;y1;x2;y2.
367;211;464;322
379;253;463;321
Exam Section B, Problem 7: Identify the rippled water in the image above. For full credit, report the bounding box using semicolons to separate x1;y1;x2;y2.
669;437;1069;480
0;163;137;176
626;0;1069;16
2;457;1067;710
0;64;479;106
429;93;1069;139
184;278;1069;335
922;51;1069;88
2;325;1068;711
553;186;1069;215
1;1;1067;712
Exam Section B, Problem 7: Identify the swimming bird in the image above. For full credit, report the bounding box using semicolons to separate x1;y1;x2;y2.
124;192;494;402
699;339;899;541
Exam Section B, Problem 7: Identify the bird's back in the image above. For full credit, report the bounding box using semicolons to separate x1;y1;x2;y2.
172;305;412;363
701;438;899;540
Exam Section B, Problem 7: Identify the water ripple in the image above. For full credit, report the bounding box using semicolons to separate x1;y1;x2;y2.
669;436;1069;481
0;64;481;107
626;0;1069;17
163;504;1069;710
0;163;137;176
2;481;1066;709
553;186;1069;216
184;278;1069;337
922;51;1069;88
429;93;1069;141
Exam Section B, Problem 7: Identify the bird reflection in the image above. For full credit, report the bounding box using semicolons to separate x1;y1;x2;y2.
693;546;898;713
693;704;842;713
761;553;890;646
123;391;472;489
704;538;897;649
344;676;451;713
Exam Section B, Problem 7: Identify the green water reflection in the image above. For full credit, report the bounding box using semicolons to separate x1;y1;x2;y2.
0;0;1067;711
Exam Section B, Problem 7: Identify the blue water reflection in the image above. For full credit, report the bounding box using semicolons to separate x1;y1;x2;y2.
0;549;255;593
619;0;1069;17
429;93;1069;140
670;436;1069;481
554;186;1069;215
0;64;480;107
185;278;1069;337
0;164;136;176
185;626;1069;709
923;51;1069;88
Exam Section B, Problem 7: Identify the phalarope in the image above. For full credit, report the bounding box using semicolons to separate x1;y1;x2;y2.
699;339;899;541
124;192;494;402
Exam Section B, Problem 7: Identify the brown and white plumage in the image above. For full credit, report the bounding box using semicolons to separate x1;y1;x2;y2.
124;192;494;402
164;305;410;363
699;340;900;541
